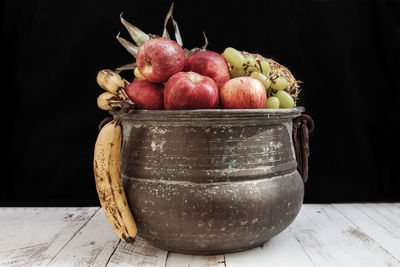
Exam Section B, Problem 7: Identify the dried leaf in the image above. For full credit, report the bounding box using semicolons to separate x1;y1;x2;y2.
162;28;171;39
120;12;149;46
116;32;138;57
201;31;208;50
171;15;183;46
148;34;161;39
184;48;192;58
162;3;174;39
114;62;137;74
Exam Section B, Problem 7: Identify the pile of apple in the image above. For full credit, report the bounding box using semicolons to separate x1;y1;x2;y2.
126;38;294;110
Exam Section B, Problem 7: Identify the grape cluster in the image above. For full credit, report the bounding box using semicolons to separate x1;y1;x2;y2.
222;47;295;109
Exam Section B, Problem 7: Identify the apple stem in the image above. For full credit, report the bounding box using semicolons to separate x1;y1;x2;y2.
144;58;151;65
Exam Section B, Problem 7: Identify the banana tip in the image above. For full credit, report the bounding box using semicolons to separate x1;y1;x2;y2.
122;233;135;243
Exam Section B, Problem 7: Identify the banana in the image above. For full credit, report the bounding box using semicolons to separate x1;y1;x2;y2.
97;92;122;111
96;69;133;105
96;69;126;94
93;120;137;242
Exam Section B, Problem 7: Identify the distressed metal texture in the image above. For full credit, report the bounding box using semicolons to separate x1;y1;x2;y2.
118;108;305;254
293;114;314;182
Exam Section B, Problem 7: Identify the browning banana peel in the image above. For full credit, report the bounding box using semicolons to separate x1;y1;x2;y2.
93;120;137;242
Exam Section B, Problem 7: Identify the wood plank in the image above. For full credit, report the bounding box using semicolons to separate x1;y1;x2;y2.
166;252;225;267
354;203;400;238
1;204;398;266
290;204;400;267
47;209;120;266
0;207;98;266
333;204;400;261
225;226;314;267
381;203;400;217
106;236;168;267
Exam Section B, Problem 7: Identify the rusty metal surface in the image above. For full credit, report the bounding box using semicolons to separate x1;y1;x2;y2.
118;108;305;254
293;114;314;182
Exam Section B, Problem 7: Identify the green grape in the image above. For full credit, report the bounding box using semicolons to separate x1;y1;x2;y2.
275;90;295;108
271;76;288;90
265;96;280;109
244;56;257;67
250;72;271;89
250;59;271;76
259;60;271;76
245;56;258;72
245;56;256;66
230;67;246;78
222;47;246;69
134;67;145;79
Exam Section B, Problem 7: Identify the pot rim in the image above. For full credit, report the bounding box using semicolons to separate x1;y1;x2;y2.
112;106;305;121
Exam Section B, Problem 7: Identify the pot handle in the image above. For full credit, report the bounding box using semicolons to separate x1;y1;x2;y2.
293;114;314;183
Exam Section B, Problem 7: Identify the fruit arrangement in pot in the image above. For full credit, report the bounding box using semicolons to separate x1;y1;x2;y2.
94;4;311;253
96;3;300;112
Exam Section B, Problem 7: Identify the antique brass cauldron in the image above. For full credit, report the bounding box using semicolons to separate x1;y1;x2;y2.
118;108;312;254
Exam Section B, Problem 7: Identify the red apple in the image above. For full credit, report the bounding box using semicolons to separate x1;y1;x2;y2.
183;50;230;88
126;78;164;110
220;77;266;109
137;38;185;83
164;72;219;110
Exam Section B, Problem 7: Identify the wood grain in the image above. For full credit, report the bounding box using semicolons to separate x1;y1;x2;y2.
166;253;225;267
356;203;400;238
333;204;400;261
106;236;168;267
225;226;314;267
47;209;120;266
1;204;399;267
0;207;98;266
291;204;400;266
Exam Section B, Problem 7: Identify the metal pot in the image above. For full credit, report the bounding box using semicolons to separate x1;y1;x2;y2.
119;107;311;254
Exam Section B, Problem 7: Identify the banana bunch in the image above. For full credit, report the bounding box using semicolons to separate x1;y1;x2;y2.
94;69;137;242
96;69;133;110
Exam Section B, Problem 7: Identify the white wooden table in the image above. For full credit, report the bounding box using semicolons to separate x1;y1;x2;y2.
1;204;399;266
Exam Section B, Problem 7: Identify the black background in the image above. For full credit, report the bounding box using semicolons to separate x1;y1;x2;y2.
2;0;399;206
